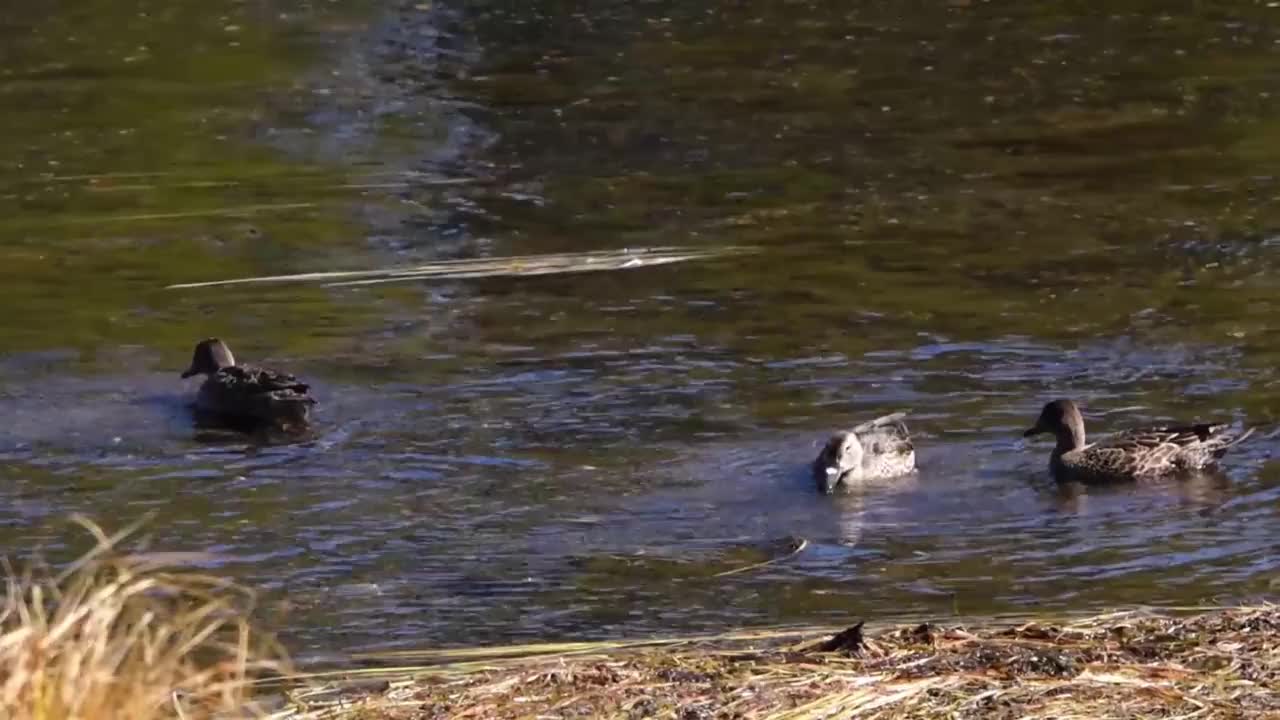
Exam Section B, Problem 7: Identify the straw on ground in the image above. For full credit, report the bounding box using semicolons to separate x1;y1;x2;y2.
279;604;1280;719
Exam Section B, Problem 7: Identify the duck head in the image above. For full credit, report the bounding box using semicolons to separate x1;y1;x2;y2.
182;338;236;378
1023;398;1087;450
816;431;864;494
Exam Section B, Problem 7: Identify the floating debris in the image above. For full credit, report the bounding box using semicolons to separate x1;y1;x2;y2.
816;620;867;655
165;245;759;290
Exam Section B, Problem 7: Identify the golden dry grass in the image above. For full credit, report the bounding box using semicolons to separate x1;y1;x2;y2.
0;515;288;720
282;606;1280;719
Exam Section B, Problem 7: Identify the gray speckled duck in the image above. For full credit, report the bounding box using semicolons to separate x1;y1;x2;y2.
813;412;916;494
181;338;316;430
1023;398;1254;484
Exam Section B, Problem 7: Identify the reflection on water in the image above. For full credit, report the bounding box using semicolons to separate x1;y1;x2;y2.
2;0;1280;653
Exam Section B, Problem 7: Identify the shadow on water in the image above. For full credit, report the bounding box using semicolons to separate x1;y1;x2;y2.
4;0;1280;653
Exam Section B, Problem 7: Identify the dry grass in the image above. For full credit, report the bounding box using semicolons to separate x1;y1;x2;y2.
281;606;1280;719
0;515;288;720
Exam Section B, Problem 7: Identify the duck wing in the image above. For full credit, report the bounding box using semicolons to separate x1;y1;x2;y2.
219;364;311;398
1092;422;1250;475
199;364;316;428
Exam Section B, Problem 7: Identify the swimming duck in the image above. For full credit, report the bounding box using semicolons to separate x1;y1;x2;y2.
180;338;316;430
1022;398;1253;484
813;412;916;494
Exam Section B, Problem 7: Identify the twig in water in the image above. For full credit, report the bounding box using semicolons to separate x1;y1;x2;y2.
713;538;808;577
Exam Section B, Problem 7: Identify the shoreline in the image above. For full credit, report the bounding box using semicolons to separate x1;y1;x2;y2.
278;604;1280;718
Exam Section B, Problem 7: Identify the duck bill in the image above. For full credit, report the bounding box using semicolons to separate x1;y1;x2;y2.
821;467;841;494
1022;425;1042;438
181;366;198;379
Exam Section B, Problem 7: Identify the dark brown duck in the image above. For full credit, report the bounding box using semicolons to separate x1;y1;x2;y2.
181;338;316;430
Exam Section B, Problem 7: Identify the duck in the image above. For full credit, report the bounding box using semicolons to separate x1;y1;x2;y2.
1022;398;1254;484
180;338;316;430
813;412;916;494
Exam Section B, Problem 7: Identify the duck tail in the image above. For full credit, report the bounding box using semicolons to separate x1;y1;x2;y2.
1209;425;1255;457
1224;425;1256;448
853;411;909;433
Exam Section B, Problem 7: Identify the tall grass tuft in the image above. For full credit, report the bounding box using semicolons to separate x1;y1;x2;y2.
0;515;289;720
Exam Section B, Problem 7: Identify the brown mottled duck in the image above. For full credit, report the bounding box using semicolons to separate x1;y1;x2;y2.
1022;398;1253;484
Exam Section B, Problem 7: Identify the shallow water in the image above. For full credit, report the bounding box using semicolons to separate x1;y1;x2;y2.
3;0;1280;654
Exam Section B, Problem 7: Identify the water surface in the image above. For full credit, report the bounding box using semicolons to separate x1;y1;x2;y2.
2;0;1280;654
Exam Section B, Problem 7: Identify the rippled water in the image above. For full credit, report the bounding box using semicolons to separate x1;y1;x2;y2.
3;0;1280;654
